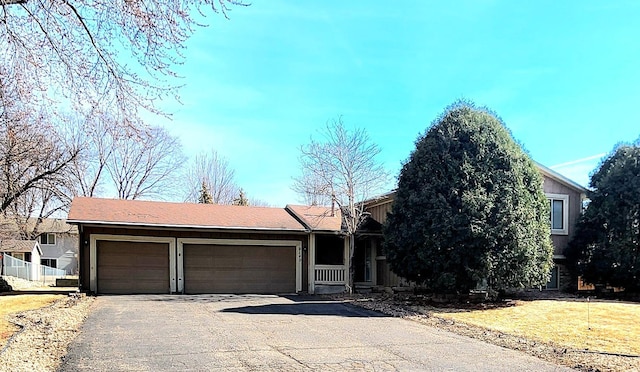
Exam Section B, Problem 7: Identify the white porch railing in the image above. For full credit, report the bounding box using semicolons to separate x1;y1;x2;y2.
315;265;346;284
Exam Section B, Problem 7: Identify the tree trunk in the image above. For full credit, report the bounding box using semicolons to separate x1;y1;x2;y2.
348;234;355;294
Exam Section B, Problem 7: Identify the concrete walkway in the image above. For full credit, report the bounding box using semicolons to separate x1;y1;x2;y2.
60;295;573;371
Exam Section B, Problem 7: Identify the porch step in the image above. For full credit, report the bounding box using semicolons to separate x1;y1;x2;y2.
56;278;78;287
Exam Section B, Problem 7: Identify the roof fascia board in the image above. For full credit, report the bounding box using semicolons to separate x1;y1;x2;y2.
283;206;313;231
535;162;588;194
66;220;308;233
362;190;397;207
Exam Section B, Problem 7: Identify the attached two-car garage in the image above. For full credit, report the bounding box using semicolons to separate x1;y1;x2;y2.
91;237;301;295
69;197;308;295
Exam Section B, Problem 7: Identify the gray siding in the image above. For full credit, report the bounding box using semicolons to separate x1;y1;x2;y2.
40;233;79;275
542;176;583;256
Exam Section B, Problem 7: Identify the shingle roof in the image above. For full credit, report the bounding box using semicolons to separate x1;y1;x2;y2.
0;240;40;253
32;218;77;234
67;197;307;231
0;217;77;237
285;205;343;232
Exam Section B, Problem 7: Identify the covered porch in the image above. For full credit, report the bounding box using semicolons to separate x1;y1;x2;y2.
307;232;382;294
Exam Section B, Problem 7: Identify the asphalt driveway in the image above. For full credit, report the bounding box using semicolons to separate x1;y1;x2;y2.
60;295;572;371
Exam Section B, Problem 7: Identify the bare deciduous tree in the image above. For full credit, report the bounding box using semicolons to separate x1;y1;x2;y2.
184;150;238;204
1;0;246;123
0;70;80;238
248;197;271;207
106;125;185;200
294;117;388;293
0;72;79;220
292;168;332;206
63;113;117;198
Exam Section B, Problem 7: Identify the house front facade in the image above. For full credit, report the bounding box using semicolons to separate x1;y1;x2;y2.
358;162;588;292
67;162;586;295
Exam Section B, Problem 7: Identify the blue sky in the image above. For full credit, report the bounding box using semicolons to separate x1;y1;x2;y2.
155;1;640;206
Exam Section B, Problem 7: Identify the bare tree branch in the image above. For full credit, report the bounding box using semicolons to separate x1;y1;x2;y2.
1;0;248;124
183;150;238;204
0;69;79;236
105;124;185;200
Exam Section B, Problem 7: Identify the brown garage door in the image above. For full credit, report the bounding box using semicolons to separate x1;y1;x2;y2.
97;241;170;294
183;244;296;294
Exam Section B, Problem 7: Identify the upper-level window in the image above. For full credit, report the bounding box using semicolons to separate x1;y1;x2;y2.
546;194;569;235
39;233;56;245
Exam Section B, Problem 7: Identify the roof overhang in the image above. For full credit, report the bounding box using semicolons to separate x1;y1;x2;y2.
67;220;308;233
535;162;588;194
362;190;397;208
284;205;343;233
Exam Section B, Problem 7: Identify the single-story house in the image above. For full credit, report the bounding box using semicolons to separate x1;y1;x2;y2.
0;240;42;281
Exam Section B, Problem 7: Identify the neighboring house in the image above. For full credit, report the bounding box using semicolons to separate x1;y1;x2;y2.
0;218;78;275
34;219;79;275
360;162;588;292
537;163;588;291
0;240;42;281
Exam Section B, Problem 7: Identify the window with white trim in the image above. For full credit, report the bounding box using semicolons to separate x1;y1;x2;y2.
546;194;569;235
39;233;56;245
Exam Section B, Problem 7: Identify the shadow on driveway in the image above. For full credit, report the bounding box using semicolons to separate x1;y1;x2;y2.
221;296;388;317
136;293;387;317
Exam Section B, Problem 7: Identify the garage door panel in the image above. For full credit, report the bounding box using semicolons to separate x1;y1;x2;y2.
97;241;170;294
184;244;296;294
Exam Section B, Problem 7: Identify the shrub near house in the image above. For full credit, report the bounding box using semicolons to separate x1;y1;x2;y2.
567;140;640;292
383;102;553;295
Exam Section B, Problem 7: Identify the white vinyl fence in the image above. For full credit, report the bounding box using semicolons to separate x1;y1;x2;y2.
2;254;66;285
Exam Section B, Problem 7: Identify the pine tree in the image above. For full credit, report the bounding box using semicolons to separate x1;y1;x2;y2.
198;180;214;204
233;189;249;206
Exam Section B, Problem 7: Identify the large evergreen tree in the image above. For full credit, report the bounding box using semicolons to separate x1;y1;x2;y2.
566;141;640;291
384;102;553;294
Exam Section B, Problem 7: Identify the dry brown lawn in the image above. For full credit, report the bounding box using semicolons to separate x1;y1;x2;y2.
0;295;63;349
433;299;640;356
